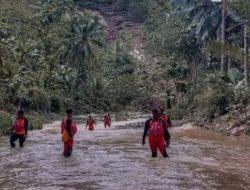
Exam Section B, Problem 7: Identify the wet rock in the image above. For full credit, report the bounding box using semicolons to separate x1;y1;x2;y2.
230;126;247;136
224;119;248;136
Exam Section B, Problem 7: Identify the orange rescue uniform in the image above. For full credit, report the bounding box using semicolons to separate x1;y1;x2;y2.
86;119;95;130
147;119;167;157
61;118;77;157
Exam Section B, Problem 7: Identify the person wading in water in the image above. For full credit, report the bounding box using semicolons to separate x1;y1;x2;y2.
61;109;77;157
86;115;96;131
142;109;168;158
10;110;28;148
103;113;111;128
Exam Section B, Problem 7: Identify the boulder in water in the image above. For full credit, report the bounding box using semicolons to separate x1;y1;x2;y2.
230;124;248;136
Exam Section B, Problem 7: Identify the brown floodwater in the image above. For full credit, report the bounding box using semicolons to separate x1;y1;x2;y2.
0;120;250;190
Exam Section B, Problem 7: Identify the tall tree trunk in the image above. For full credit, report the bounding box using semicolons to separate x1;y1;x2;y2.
45;62;53;90
244;22;248;87
221;0;226;74
192;57;197;90
228;51;231;74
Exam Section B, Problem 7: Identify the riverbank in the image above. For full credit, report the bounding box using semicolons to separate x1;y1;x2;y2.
194;105;250;137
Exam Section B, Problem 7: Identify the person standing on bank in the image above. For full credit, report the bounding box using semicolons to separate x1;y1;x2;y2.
10;110;28;148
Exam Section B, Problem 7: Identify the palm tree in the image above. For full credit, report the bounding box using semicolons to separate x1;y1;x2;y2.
173;0;244;72
230;0;250;86
65;11;105;91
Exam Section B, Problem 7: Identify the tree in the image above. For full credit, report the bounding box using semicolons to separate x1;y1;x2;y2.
229;0;250;86
64;11;105;91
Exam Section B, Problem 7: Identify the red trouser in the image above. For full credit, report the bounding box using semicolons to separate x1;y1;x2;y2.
104;122;110;127
148;136;166;157
88;126;94;130
64;138;73;157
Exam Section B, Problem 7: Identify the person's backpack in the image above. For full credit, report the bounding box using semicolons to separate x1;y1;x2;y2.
148;119;164;137
15;118;26;134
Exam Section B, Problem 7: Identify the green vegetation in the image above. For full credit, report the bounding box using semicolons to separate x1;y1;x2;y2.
142;0;250;123
0;0;141;116
26;115;45;130
0;111;12;135
1;0;250;135
0;110;45;135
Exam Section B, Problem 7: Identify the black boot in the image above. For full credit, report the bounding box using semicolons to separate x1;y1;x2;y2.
163;152;169;158
10;141;15;148
152;152;157;158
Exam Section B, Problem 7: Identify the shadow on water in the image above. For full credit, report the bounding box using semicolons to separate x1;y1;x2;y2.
0;120;250;190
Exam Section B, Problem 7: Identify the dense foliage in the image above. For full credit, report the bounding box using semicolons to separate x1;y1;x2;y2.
0;0;141;114
1;0;250;125
142;0;250;120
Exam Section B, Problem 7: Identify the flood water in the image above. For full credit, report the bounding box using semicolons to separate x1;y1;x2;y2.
0;119;250;190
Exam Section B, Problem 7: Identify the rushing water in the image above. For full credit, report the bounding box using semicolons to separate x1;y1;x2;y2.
0;120;250;190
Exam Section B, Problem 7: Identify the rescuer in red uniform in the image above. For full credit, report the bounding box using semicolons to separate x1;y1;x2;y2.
103;113;111;128
86;115;96;131
61;109;77;157
10;110;28;148
142;109;168;158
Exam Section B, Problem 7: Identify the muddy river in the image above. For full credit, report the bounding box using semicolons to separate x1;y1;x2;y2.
0;119;250;190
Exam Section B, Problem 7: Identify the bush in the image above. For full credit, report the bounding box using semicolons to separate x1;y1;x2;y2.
17;87;50;112
169;98;191;120
26;115;44;130
194;85;233;120
0;111;12;135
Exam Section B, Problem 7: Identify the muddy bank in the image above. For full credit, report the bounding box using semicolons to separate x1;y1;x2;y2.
196;114;250;137
192;103;250;137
